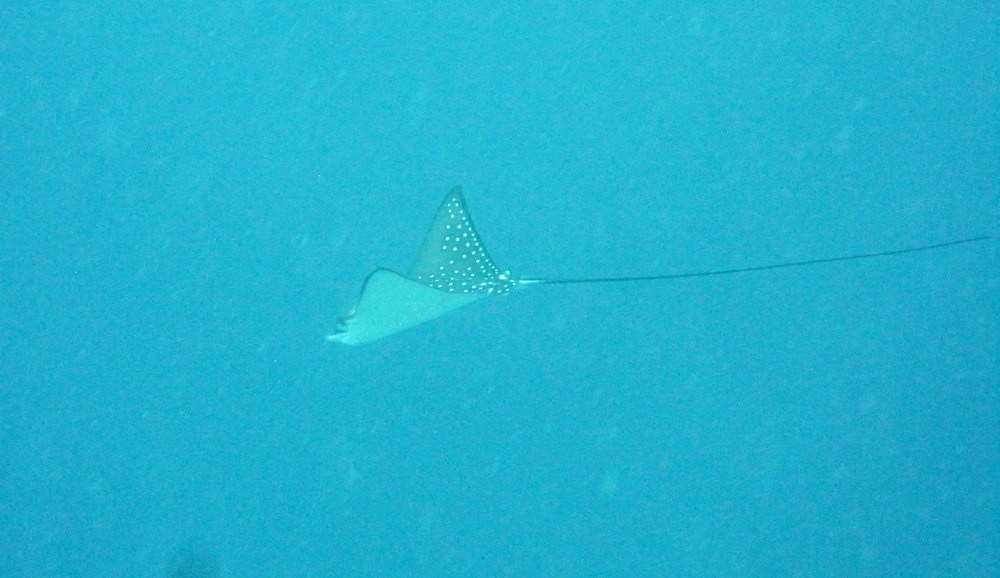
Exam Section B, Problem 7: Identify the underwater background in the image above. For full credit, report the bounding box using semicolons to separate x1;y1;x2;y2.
1;1;997;576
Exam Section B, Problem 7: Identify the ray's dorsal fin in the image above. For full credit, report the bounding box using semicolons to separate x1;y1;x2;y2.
328;184;990;345
408;186;517;295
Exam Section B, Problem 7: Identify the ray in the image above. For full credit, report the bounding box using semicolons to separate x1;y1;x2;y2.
327;186;519;345
326;185;989;345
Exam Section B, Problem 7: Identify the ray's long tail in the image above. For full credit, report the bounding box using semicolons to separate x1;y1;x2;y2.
521;235;991;286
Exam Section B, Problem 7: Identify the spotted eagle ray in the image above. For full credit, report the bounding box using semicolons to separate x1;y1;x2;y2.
327;185;988;345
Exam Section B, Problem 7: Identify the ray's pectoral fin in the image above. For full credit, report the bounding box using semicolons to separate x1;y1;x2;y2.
326;268;489;345
327;186;522;346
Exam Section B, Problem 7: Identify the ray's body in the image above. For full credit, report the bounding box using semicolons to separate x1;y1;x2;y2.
328;186;988;345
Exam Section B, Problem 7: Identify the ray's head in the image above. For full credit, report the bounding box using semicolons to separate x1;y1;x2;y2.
325;304;359;345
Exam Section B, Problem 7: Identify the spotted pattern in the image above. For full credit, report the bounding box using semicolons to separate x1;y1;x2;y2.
412;193;517;295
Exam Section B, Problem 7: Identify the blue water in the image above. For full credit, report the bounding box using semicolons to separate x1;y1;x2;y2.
1;2;997;576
